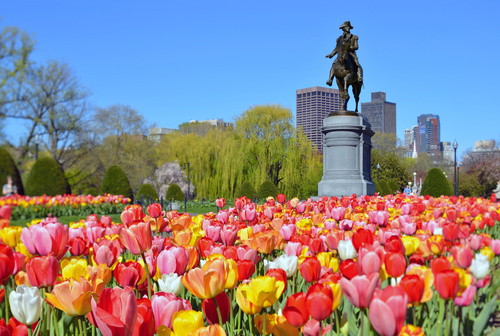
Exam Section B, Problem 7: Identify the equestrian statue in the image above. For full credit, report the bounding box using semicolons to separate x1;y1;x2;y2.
326;21;363;113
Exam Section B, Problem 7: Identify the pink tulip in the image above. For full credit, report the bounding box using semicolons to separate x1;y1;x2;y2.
100;216;112;226
467;235;483;251
236;246;260;264
69;227;86;240
285;242;303;257
86;226;106;244
296;202;306;214
205;225;221;243
241;208;256;222
216;211;229;224
401;203;412;215
0;205;12;220
339;219;353;231
215;198;225;208
151;292;191;329
280;224;297;241
221;225;238;246
369;286;408;336
302;318;331;336
21;222;69;259
119;221;152;255
93;240;121;268
401;221;416;235
339;273;379;309
157;246;189;276
358;245;383;275
331;207;346;221
490;239;500;255
454;285;476;306
451;245;474;269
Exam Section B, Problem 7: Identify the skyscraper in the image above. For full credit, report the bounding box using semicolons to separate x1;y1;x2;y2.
296;86;342;152
416;114;441;161
360;92;396;134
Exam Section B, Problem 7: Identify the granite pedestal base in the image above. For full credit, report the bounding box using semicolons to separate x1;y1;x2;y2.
318;113;376;197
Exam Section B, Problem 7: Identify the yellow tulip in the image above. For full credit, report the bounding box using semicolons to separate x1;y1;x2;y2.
61;257;88;281
325;282;343;311
235;276;285;315
406;266;434;303
0;226;23;248
480;246;495;262
171;310;204;336
401;236;420;255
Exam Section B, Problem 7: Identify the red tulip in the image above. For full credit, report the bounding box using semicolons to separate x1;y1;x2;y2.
308;237;324;253
202;292;230;325
277;194;286;204
68;237;89;256
306;283;333;321
119;222;152;255
237;260;255;281
384;252;406;278
299;257;321;283
147;203;162;219
134;298;155;336
435;270;460;300
451;245;473;269
0;244;14;284
215;198;225;208
369;286;408;336
339;259;360;279
384;236;405;254
352;228;374;251
442;222;459;241
26;256;59;288
430;256;451;275
283;292;309;328
114;261;144;288
0;206;12;220
399;274;425;304
89;287;137;336
339;273;379;309
266;268;287;292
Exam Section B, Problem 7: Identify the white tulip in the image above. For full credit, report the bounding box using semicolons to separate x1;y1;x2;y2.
338;239;357;260
269;254;298;277
470;253;490;279
433;227;443;236
9;285;43;325
158;273;184;296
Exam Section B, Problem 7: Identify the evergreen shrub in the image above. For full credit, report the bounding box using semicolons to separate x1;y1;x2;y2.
0;147;24;195
421;168;452;197
83;187;98;196
100;165;134;201
166;183;184;201
237;181;257;200
137;183;158;201
378;179;392;196
26;157;71;196
389;179;400;194
258;180;278;199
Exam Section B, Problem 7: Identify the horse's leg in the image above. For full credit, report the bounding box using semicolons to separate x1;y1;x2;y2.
336;78;347;111
343;76;351;111
327;65;335;86
353;82;360;112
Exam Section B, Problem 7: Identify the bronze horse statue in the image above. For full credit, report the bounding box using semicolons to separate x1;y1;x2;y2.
326;21;363;113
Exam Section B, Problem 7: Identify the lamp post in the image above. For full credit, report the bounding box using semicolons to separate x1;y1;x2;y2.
34;133;40;160
376;163;380;182
413;172;417;187
182;162;190;213
453;140;458;197
457;164;460;197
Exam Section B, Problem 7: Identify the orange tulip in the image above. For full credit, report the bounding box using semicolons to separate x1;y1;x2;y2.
190;324;227;336
45;278;98;316
181;259;226;299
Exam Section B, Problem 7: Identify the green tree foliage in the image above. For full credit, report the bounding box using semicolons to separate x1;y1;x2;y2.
83;187;98;196
0;147;24;195
100;165;133;201
155;105;322;200
237;182;257;200
421;168;452;197
389;179;400;194
374;181;382;195
258;180;278;199
458;171;486;197
371;150;411;190
178;121;213;136
137;183;158;201
26;157;71;196
378;179;392;196
166;183;184;201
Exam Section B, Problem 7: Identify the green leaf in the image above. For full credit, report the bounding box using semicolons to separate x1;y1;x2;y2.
473;295;498;336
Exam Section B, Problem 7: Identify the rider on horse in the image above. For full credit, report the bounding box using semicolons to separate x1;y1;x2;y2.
326;21;363;86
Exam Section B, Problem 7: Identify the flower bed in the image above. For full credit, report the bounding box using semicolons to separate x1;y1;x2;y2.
0;194;131;221
0;193;499;335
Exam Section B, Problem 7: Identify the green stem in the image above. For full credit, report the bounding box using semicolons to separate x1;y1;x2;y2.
335;310;340;336
291;272;296;294
141;253;152;300
229;290;234;334
79;316;86;336
4;285;9;321
52;306;60;336
263;312;267;336
444;300;453;336
360;310;364;336
46;293;51;335
214;297;224;326
28;325;33;336
318;319;322;336
249;314;253;336
436;298;445;336
412;305;416;326
237;306;242;334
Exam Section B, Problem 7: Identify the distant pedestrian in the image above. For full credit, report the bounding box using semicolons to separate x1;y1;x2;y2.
2;176;18;196
404;185;411;196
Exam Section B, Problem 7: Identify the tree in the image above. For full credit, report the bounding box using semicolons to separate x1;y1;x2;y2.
460;147;500;197
143;162;194;199
371;150;411;190
0;146;24;195
420;168;452;197
26;157;71;196
372;132;404;155
178;121;213;136
235;104;294;187
100;165;134;201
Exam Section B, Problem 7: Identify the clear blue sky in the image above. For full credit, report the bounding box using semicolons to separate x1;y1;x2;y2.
2;0;500;160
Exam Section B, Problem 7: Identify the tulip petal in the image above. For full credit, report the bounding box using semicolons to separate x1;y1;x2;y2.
369;298;396;336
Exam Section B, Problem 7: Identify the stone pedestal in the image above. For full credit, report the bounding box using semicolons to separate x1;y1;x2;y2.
318;113;376;197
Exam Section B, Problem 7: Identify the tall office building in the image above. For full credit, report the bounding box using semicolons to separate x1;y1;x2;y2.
296;86;342;152
416;114;441;161
360;92;396;134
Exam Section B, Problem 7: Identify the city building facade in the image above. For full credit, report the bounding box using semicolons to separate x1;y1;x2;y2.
360;92;396;134
416;114;441;161
189;118;234;128
148;127;176;142
296;86;342;152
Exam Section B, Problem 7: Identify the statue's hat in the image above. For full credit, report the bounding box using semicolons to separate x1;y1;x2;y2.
339;21;353;29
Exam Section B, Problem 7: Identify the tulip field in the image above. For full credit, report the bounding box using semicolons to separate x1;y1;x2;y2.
1;193;500;336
